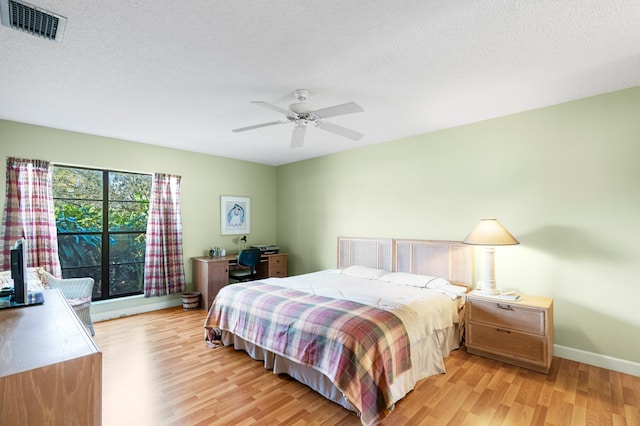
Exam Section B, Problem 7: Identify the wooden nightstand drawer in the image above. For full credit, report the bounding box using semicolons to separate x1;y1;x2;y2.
466;293;553;373
467;322;547;364
468;299;545;335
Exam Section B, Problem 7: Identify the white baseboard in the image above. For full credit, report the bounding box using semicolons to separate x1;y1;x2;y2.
92;296;183;322
555;344;640;377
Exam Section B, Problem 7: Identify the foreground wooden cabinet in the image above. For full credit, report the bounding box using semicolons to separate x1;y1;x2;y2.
466;293;554;373
0;289;102;425
193;253;288;310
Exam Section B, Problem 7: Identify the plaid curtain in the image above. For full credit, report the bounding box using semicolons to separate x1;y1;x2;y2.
0;157;62;276
143;173;186;297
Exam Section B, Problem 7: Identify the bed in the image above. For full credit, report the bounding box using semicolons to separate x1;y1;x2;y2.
204;237;473;425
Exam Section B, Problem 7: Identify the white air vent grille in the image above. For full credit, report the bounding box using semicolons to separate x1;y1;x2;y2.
0;0;66;42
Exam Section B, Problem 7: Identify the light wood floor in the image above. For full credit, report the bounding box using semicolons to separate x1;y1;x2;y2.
93;307;640;426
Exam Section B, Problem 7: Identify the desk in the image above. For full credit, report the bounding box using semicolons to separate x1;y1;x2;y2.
193;253;287;310
0;289;102;425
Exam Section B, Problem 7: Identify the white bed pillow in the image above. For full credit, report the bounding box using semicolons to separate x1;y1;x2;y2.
379;272;451;288
341;265;390;279
426;277;453;289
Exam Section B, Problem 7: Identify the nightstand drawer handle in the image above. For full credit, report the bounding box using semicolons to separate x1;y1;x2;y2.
497;303;513;310
496;328;511;334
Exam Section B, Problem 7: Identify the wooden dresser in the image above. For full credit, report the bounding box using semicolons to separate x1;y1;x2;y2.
0;289;102;425
193;253;288;310
466;292;554;373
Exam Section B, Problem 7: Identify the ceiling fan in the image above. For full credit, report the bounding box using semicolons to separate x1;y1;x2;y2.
232;89;364;148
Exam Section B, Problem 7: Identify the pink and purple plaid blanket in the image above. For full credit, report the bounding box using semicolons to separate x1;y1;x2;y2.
204;281;411;426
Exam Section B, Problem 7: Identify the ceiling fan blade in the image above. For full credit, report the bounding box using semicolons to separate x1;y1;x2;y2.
312;102;364;119
317;121;364;141
232;120;288;133
291;125;306;148
251;101;293;116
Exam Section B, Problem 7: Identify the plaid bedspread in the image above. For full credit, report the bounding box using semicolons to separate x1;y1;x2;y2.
204;281;412;426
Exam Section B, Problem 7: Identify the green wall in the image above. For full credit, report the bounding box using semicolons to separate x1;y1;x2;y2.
276;87;640;365
2;87;639;367
0;120;277;312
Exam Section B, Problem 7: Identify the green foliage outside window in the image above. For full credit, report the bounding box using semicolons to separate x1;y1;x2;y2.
52;166;151;300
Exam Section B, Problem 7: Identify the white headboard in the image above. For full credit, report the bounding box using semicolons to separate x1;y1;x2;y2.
337;237;393;271
394;239;473;288
338;236;474;289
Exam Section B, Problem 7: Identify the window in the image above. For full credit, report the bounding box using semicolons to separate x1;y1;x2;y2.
52;166;151;300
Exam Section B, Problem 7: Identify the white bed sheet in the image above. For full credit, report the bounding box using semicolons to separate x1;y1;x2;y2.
221;270;465;413
258;270;463;345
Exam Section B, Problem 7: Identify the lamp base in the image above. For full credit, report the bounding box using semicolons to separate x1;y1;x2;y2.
478;280;501;295
480;286;501;295
479;246;500;295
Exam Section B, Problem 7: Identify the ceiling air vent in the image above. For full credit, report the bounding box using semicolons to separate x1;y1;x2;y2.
0;0;66;42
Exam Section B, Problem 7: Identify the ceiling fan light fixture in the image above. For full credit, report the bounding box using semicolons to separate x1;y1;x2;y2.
289;102;313;114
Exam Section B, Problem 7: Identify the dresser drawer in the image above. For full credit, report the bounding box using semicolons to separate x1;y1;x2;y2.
468;299;545;335
467;322;547;365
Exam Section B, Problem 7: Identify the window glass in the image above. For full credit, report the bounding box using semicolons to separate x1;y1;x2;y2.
109;201;149;231
109;233;146;264
52;167;102;200
53;165;151;300
57;234;102;268
109;264;145;296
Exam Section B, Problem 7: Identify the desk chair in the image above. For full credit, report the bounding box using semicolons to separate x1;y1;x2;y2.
229;248;262;283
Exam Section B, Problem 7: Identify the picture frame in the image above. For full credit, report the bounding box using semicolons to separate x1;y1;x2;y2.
220;196;250;235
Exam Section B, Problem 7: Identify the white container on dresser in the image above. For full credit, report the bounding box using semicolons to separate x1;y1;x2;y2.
466;292;554;373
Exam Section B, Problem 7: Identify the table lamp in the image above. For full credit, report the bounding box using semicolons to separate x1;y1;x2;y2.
463;219;519;295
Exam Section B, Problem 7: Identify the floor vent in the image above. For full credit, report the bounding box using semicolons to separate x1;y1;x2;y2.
0;0;66;42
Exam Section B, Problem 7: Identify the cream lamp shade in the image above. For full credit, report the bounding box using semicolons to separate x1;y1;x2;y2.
463;219;519;294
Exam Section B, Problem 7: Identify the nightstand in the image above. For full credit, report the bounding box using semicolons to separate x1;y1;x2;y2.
466;292;554;373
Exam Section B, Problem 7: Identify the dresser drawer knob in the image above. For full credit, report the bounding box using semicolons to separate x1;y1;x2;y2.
496;328;511;334
497;303;513;310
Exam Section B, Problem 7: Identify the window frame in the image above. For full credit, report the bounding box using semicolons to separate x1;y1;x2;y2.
52;165;151;301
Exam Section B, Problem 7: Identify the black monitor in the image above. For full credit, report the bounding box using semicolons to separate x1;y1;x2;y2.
10;238;28;304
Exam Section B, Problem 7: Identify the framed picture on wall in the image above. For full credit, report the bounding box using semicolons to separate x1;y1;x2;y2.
220;196;251;235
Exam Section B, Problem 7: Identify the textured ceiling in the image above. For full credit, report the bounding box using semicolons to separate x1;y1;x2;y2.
1;0;639;166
